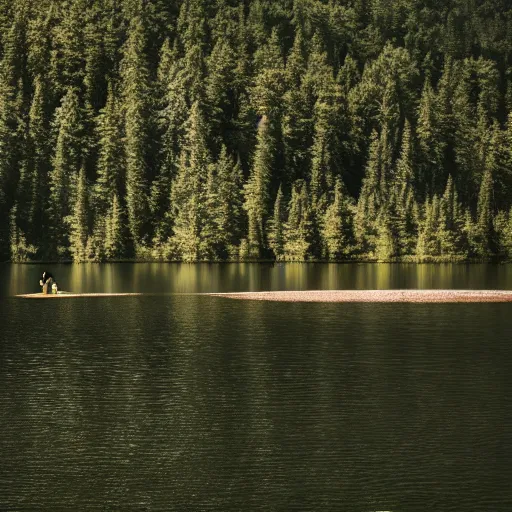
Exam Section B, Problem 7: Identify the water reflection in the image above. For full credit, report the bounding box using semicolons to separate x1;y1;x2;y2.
1;294;512;510
3;262;512;297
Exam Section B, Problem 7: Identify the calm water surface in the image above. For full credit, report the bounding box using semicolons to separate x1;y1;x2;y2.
1;264;512;511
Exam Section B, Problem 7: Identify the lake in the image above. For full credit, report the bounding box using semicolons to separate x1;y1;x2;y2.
1;263;512;511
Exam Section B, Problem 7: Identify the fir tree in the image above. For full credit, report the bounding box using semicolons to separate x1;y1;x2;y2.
283;180;315;261
214;147;244;258
170;101;211;261
48;87;83;257
475;166;495;256
390;120;418;255
104;193;125;260
438;175;466;256
321;178;355;260
416;195;441;258
267;184;286;260
94;82;125;215
243;115;274;259
67;164;89;262
121;12;152;250
417;79;444;196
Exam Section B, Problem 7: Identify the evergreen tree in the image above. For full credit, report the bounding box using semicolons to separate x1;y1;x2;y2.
104;193;125;260
354;129;390;255
438;175;466;256
267;184;286;260
121;12;152;250
283;180;315;261
48;87;83;257
170;101;211;261
214;147;244;258
14;76;50;253
416;195;441;258
67;164;89;262
94;82;125;215
390;120;418;255
417;79;444;196
475;166;495;256
9;205;37;262
321;178;355;260
243;115;274;259
0;20;25;258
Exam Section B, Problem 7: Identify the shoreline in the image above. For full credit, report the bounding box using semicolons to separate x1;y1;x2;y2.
2;258;508;265
208;290;512;303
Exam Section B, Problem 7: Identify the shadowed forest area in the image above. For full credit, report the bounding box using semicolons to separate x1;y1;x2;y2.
2;0;512;262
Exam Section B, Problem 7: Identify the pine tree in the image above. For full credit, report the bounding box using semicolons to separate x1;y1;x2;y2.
0;20;25;259
417;79;444;196
104;193;125;260
9;205;37;262
354;130;387;255
243;115;274;259
206;39;236;147
452;64;479;203
50;0;87;92
283;180;315;261
375;204;397;261
67;164;89;262
121;13;153;250
12;75;51;256
390;120;418;255
215;147;244;258
310;82;345;209
154;41;188;243
267;184;286;260
438;175;466;256
282;30;313;186
170;101;211;261
321;178;355;260
416;195;441;258
94;82;125;215
48;87;83;258
475;166;495;256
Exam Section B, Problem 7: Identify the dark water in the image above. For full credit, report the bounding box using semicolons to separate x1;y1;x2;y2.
1;264;512;511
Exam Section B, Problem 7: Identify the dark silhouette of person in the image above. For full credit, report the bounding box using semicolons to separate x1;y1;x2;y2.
41;271;54;294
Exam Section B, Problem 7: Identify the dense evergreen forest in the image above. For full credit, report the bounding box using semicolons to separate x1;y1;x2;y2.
2;0;512;262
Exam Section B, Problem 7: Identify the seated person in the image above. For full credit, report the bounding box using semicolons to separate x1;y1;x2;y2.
40;271;54;295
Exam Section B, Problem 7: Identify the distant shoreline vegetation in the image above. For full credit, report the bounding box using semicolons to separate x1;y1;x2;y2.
4;256;507;265
3;1;512;264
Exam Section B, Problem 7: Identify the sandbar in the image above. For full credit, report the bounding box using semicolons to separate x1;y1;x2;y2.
17;292;144;299
208;290;512;303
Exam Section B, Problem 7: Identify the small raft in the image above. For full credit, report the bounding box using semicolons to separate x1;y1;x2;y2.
208;289;512;303
17;291;144;299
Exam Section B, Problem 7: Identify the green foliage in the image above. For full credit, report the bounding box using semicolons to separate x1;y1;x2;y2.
67;165;89;262
170;101;211;261
121;13;152;250
48;87;83;258
321;178;355;260
3;0;512;262
283;180;315;261
243;115;275;259
267;185;286;260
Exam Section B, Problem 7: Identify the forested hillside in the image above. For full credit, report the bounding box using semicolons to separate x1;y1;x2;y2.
2;0;512;262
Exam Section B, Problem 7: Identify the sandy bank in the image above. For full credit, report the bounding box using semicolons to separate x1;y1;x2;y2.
208;290;512;303
17;292;144;299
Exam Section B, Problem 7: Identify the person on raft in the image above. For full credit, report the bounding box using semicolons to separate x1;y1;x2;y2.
40;271;57;295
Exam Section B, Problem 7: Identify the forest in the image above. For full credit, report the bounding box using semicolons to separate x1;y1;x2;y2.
2;0;512;262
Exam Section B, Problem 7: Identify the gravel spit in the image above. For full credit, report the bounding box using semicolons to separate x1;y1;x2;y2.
209;290;512;303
